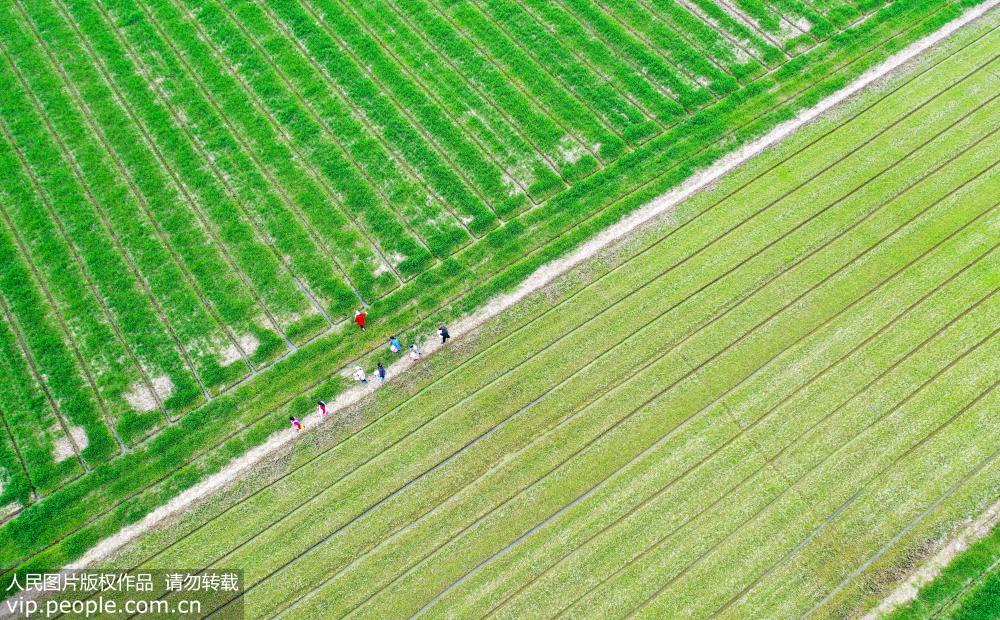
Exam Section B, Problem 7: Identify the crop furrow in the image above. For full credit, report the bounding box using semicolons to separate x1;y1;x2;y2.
0;48;209;413
469;0;656;146
283;0;500;237
17;0;263;387
0;142;165;442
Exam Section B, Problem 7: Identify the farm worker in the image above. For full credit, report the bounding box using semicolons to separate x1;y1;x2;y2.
377;362;387;382
318;400;327;417
409;343;421;360
438;325;450;344
290;416;303;432
353;365;368;384
354;309;367;331
389;336;402;353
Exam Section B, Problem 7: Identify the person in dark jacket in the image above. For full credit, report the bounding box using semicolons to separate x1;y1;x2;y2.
438;325;450;344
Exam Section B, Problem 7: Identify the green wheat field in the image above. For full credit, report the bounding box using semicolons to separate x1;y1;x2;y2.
0;0;996;617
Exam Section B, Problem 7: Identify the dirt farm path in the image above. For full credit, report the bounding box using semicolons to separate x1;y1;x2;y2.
68;1;999;592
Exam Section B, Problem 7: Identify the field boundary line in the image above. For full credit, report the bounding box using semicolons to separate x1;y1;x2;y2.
931;549;1000;617
715;0;790;50
481;206;1000;617
803;408;1000;617
709;320;1000;619
0;333;36;496
586;0;729;95
226;2;430;285
139;0;414;298
673;0;776;66
865;500;1000;617
644;277;1000;616
232;156;973;616
329;0;562;213
549;0;702;111
216;0;479;252
86;4;401;298
650;375;1000;619
391;0;967;346
767;0;822;45
140;0;379;306
60;0;997;571
329;0;545;210
0;18;165;432
509;0;675;132
804;0;856;32
157;0;436;275
0;292;87;472
21;0;952;516
301;0;502;232
206;0;485;247
149;0;967;400
251;95;1000;619
467;0;667;136
0;0;977;582
596;0;871;104
665;246;1000;620
779;0;827;39
145;0;402;288
467;0;956;283
26;0;285;368
621;334;1000;618
279;0;500;231
623;0;744;82
3;56;221;403
80;0;1000;556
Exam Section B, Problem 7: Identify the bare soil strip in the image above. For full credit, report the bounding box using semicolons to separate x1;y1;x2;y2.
865;497;1000;618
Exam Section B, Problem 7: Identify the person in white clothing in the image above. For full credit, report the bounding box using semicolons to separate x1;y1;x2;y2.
353;366;368;384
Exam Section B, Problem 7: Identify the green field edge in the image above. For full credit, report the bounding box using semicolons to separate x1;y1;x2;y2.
885;520;1000;619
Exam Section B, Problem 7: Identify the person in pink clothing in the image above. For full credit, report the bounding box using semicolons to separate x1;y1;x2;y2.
290;416;304;432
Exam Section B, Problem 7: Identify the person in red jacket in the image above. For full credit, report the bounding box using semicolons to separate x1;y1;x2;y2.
354;308;367;331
